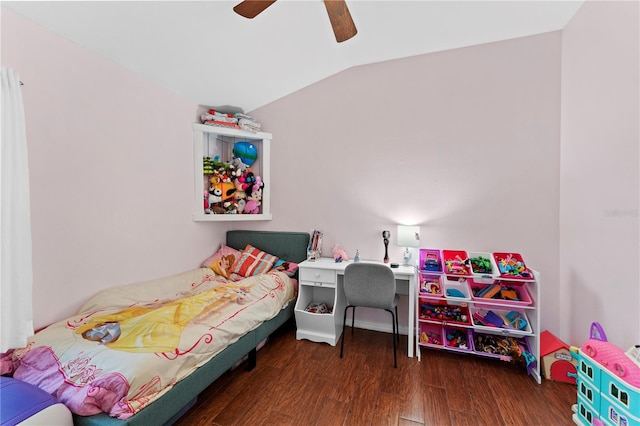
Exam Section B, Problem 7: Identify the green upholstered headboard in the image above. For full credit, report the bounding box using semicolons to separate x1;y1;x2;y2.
226;230;310;264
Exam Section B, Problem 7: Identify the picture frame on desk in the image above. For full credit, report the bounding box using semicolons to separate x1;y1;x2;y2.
307;250;321;261
307;229;323;261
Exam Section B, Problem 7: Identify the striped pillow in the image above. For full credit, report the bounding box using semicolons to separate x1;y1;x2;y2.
231;244;279;277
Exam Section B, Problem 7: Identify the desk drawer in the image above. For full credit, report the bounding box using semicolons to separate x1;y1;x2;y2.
299;267;336;285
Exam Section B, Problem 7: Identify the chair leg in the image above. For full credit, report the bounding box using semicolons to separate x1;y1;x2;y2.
386;308;397;368
395;305;400;344
351;306;356;334
340;305;351;359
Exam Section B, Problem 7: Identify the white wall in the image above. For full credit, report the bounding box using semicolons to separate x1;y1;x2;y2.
559;0;639;348
1;8;229;328
251;32;563;332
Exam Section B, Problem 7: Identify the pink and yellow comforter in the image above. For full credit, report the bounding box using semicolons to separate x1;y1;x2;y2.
1;268;295;419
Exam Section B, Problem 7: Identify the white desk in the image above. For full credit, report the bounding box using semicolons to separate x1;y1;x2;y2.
295;258;417;357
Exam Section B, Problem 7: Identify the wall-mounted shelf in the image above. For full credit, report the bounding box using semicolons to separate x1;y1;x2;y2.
192;123;272;221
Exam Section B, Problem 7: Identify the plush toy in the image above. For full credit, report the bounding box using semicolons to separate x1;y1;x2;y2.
332;245;349;263
236;198;246;214
244;181;263;214
233;178;247;202
210;203;226;214
231;157;248;174
224;200;238;214
227;163;243;179
239;171;256;192
204;190;210;214
208;184;222;206
216;181;236;202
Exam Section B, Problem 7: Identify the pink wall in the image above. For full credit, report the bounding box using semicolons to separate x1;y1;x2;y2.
560;1;639;348
1;8;228;328
252;32;562;332
9;4;630;345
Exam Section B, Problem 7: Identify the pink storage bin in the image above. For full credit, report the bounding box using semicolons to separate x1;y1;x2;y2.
419;273;443;297
444;327;474;352
469;281;532;306
493;252;533;280
419;323;444;348
442;250;470;275
419;249;443;273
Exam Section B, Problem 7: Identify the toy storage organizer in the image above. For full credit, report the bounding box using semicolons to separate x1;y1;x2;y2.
416;249;541;384
192;122;272;221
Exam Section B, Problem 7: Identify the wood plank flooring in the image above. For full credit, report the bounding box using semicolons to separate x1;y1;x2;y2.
174;320;577;426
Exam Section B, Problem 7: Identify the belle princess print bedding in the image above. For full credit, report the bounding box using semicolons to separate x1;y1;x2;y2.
0;268;295;419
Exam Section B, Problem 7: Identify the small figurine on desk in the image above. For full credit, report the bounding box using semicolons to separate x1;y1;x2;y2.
382;230;390;264
332;245;349;263
354;250;360;263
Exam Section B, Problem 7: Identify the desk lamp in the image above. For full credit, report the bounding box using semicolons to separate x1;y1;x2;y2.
397;225;420;266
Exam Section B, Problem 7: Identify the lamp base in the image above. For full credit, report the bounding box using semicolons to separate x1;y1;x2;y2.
402;248;412;266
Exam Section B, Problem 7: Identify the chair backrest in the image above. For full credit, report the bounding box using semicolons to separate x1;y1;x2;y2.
343;263;396;309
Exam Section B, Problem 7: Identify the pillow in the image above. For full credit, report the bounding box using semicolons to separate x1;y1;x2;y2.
231;244;279;278
271;260;299;277
202;245;241;278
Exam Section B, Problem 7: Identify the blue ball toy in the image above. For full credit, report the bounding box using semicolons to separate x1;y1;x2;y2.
233;141;258;166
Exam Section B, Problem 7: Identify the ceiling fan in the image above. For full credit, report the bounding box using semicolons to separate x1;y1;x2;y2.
233;0;357;43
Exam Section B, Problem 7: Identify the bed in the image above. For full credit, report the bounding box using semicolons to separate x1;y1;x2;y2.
1;230;310;426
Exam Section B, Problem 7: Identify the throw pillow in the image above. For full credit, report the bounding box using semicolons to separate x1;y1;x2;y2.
231;244;279;277
202;245;241;278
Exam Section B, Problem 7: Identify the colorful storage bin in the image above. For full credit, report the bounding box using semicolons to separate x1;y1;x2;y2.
472;332;531;361
442;250;470;275
419;300;471;326
468;251;498;276
419;323;444;348
444;327;474;352
470;307;532;336
493;252;532;279
469;281;532;306
420;249;443;273
443;276;471;301
419;273;443;297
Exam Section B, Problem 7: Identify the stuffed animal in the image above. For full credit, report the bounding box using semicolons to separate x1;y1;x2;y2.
239;171;256;192
244;181;263;214
216;181;236;202
236;199;246;214
231;157;248;174
224;200;238;214
204;190;210;214
332;245;349;263
208;184;222;206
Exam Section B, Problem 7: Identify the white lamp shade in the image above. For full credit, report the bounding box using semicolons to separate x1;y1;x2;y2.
397;225;420;247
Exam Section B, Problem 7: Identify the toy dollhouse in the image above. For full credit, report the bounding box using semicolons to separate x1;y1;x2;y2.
572;323;640;426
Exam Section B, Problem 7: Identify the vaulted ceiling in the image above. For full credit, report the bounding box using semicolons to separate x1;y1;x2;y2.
3;1;584;112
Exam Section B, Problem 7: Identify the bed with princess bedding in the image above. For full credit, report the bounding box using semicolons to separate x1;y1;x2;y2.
1;230;309;426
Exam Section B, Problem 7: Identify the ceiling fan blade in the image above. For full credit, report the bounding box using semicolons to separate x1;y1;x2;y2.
323;0;357;43
233;0;277;19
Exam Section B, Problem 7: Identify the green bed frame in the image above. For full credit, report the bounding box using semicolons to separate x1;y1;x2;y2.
73;230;310;426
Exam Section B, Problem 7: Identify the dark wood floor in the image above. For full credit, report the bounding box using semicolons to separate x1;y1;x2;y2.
175;320;577;426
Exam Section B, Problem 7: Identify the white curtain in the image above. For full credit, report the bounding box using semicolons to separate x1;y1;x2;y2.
1;67;34;351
